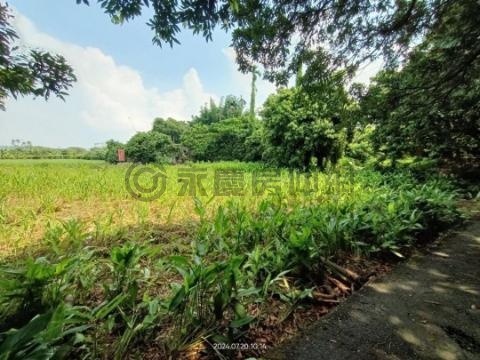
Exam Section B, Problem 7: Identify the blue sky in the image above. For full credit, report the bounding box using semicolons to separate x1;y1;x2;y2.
13;1;235;93
1;0;379;148
8;0;243;95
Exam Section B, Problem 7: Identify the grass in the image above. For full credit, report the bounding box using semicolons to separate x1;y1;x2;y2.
0;160;360;257
0;159;462;359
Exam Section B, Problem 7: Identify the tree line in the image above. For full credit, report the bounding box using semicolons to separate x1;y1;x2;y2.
1;1;478;179
0;143;106;160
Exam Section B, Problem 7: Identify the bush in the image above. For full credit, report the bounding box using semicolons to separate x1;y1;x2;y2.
125;131;174;163
181;116;258;162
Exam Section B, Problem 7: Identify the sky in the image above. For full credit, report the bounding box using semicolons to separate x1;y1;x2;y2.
1;0;381;148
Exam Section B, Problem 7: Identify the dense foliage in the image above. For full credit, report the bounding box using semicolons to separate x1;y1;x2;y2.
72;0;479;176
0;163;462;358
152;117;188;143
100;95;260;164
104;140;124;164
0;4;75;110
359;1;480;177
261;67;350;169
2;1;478;358
182;116;258;162
192;95;246;125
125;131;174;164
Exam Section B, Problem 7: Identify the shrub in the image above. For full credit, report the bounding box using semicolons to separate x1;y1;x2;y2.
126;131;174;163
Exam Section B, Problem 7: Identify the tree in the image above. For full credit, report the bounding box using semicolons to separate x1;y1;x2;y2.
192;95;246;125
0;4;75;110
207;116;255;161
344;124;377;165
126;131;174;164
83;146;107;160
77;1;474;85
220;95;246;120
261;71;350;169
105;140;124;164
192;98;221;125
243;121;265;162
358;1;480;175
181;123;216;161
152;117;188;143
181;115;257;161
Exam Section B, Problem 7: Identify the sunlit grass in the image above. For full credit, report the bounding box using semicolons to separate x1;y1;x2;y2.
0;159;462;358
0;160;381;257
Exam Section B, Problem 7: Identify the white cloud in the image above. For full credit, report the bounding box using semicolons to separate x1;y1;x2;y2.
1;11;216;147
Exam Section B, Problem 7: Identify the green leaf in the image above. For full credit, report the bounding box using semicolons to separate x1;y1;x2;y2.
92;294;126;320
233;302;247;318
237;287;261;298
169;286;186;311
0;312;52;355
229;316;254;328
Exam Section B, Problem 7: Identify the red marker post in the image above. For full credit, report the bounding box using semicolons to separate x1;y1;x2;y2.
117;148;125;162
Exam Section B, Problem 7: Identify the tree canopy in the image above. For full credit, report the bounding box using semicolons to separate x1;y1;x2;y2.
357;1;480;175
126;131;174;163
192;95;246;125
0;4;76;110
76;1;477;83
152;117;188;143
262;70;350;169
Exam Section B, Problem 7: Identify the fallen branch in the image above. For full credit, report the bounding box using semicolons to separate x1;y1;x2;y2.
320;257;363;285
327;276;351;294
312;291;337;300
312;293;340;304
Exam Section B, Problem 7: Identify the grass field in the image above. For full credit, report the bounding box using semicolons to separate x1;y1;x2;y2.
0;160;462;358
0;159;361;257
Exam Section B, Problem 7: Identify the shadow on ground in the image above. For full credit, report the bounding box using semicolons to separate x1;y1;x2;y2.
267;216;480;360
